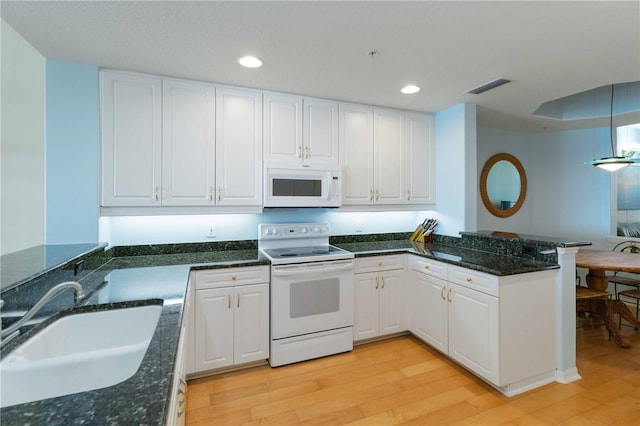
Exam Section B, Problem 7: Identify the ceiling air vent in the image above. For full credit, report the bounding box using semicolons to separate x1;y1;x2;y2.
467;78;512;95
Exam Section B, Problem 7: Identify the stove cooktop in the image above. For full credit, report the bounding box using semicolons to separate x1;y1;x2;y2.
260;245;353;264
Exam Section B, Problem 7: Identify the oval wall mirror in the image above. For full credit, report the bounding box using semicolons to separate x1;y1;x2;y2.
480;153;527;218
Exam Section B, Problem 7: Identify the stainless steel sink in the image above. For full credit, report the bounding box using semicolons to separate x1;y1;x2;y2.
0;303;162;407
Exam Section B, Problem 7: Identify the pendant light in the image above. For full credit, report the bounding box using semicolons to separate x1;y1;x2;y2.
585;84;640;171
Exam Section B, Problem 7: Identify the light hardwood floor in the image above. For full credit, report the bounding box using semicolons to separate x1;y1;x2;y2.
185;323;640;425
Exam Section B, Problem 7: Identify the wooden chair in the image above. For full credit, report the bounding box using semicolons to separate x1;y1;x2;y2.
608;241;640;329
576;285;612;338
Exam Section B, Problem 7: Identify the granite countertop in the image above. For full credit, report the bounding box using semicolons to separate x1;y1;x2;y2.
460;231;592;248
334;240;560;276
0;243;107;292
0;248;269;425
0;237;556;424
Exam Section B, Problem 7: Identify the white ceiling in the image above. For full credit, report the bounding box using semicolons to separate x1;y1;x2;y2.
2;1;639;131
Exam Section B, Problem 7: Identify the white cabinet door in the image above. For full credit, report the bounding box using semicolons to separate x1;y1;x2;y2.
233;283;269;364
263;93;303;162
409;270;448;353
101;71;162;206
304;98;339;165
405;112;435;204
378;269;404;336
194;287;234;371
374;108;405;204
340;103;374;205
448;282;500;384
215;86;263;206
162;79;216;206
354;272;379;341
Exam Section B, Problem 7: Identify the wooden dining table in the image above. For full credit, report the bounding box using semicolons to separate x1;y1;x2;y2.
576;248;640;348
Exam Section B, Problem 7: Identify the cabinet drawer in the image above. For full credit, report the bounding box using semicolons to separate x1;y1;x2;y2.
448;266;499;297
408;255;447;280
193;266;269;290
355;254;404;273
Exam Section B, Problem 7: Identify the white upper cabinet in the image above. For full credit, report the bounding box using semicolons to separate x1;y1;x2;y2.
374;108;405;204
405;112;435;204
263;93;303;161
341;105;434;206
340;103;374;204
162;79;216;206
264;95;339;165
215;86;263;206
303;98;339;164
101;71;162;206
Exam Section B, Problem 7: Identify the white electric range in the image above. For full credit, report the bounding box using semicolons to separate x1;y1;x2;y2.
258;223;354;367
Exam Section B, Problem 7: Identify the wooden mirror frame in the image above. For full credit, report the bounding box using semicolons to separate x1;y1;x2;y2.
480;153;527;218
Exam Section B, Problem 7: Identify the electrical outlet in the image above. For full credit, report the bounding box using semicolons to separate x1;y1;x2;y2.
207;224;216;238
355;219;363;232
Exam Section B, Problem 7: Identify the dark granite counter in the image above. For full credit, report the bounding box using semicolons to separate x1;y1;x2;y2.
333;240;560;276
0;234;558;424
460;231;592;248
1;243;108;292
0;248;268;426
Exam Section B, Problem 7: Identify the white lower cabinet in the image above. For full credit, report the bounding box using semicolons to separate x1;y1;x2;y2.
408;254;556;395
354;255;405;341
191;266;269;373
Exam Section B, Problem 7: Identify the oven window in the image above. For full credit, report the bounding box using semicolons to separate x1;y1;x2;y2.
290;278;339;318
273;178;322;197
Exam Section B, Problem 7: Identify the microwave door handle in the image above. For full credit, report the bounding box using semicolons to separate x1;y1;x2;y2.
324;172;332;200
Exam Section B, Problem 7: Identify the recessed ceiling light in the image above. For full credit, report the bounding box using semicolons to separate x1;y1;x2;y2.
401;85;420;94
238;56;263;68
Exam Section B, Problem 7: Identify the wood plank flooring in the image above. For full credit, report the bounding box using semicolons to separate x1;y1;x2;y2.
185;324;640;425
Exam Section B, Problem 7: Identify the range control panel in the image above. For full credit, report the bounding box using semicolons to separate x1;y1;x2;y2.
258;223;331;240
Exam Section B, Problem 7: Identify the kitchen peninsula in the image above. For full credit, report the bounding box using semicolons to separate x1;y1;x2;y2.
1;230;582;423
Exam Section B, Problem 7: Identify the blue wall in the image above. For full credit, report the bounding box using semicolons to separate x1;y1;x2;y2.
46;60;100;244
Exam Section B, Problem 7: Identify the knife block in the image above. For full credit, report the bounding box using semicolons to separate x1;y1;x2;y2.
409;225;433;243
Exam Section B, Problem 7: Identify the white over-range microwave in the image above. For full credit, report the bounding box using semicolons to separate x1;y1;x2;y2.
263;161;342;208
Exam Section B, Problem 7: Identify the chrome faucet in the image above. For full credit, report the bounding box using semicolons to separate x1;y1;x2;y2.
1;281;85;341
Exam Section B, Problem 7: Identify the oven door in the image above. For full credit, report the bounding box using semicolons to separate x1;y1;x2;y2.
270;259;354;339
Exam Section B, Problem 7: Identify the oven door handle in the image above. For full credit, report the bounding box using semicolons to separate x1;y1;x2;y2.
271;260;354;276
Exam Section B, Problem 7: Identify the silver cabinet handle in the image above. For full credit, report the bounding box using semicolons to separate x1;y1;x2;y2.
237;293;240;308
375;189;379;201
209;187;214;201
375;277;379;290
218;188;222;201
154;186;159;201
440;287;446;300
447;289;452;303
407;189;411;201
305;146;310;159
228;293;231;309
381;276;385;289
298;146;303;158
369;190;374;201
